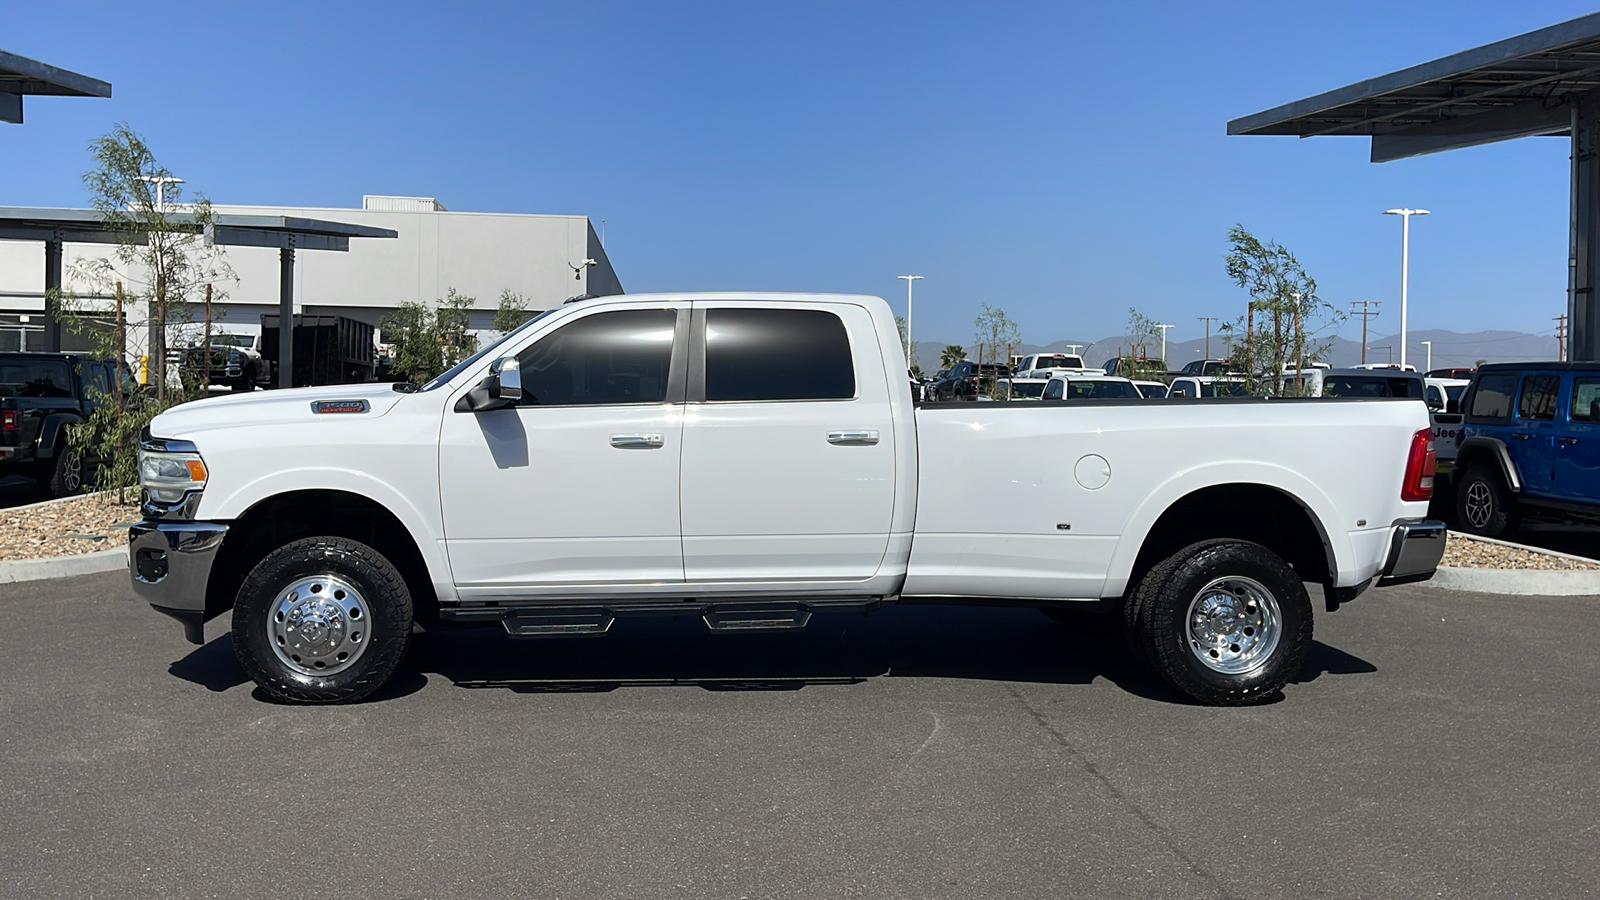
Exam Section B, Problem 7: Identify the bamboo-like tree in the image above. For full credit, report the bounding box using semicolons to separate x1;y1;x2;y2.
55;124;236;498
493;289;532;333
381;288;479;383
1219;225;1344;395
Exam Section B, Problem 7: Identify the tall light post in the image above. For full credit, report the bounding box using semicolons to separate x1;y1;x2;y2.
138;174;183;211
1383;208;1429;370
1154;323;1174;366
896;275;923;365
1421;339;1432;373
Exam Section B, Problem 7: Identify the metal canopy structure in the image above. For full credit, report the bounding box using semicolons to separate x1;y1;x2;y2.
1227;13;1600;362
0;207;397;387
0;50;111;124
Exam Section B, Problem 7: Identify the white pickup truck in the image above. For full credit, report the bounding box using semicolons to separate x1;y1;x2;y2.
130;293;1445;706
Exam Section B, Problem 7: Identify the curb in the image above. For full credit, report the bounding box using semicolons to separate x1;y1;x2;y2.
1416;565;1600;597
1452;531;1600;567
0;545;127;584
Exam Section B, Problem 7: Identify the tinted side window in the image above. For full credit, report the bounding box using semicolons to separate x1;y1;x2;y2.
1517;374;1560;421
1043;380;1064;400
1469;373;1516;419
705;308;854;401
516;308;676;406
1572;377;1600;423
83;363;111;398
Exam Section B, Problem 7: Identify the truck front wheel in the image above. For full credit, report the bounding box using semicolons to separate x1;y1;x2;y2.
1455;465;1516;538
231;536;413;704
1126;539;1313;706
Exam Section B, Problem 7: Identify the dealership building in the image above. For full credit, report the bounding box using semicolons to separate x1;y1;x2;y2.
0;194;623;353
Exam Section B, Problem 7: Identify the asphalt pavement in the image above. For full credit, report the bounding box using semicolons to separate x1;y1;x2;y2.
2;572;1597;899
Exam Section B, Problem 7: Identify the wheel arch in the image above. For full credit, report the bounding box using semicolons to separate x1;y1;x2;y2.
1105;475;1342;599
204;489;443;625
1456;436;1521;492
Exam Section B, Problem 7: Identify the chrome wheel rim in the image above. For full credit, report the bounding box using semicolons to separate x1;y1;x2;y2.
268;575;371;677
1464;481;1493;528
1186;576;1282;675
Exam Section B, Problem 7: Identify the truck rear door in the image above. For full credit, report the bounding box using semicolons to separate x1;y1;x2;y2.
1510;372;1561;496
678;301;896;581
1554;373;1600;504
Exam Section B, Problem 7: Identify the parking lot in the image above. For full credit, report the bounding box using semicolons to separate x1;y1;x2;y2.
2;571;1596;899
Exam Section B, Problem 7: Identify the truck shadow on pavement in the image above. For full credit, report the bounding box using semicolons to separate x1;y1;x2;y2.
168;604;1378;706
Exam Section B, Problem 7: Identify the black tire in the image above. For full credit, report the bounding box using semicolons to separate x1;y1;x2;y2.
46;447;84;497
1125;539;1313;706
232;364;255;392
1455;464;1517;538
232;536;413;704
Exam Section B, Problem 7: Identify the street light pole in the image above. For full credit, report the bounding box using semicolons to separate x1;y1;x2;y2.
896;275;923;365
138;174;183;211
1384;208;1429;370
1421;340;1432;373
1154;323;1174;367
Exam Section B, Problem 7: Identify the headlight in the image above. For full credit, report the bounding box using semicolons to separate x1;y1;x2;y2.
139;449;208;504
227;349;242;361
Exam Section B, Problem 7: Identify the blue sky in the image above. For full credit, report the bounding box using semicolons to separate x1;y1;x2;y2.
2;1;1593;346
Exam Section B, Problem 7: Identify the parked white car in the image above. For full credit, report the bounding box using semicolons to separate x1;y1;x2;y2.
1167;376;1249;398
1013;352;1095;379
129;292;1444;707
995;377;1051;400
1042;374;1143;399
1132;380;1169;399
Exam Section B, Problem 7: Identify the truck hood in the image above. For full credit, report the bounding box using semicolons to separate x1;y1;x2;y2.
149;383;411;440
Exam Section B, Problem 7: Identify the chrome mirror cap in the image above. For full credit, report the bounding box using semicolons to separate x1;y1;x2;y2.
491;356;522;401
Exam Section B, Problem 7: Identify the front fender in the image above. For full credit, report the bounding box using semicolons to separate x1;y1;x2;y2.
37;412;84;458
1102;461;1347;597
202;467;458;604
1457;436;1521;492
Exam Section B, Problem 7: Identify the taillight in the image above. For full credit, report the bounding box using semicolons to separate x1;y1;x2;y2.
1;409;16;432
1402;426;1435;502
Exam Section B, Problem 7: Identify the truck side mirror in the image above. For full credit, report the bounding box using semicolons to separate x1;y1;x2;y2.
1446;398;1460;414
491;356;522;401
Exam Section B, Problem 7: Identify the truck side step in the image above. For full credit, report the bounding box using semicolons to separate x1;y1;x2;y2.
702;606;811;633
502;611;615;638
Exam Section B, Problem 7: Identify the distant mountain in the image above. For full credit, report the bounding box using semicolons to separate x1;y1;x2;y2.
908;329;1561;375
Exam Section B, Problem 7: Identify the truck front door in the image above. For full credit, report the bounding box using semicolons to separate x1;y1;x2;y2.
678;302;896;583
439;304;688;595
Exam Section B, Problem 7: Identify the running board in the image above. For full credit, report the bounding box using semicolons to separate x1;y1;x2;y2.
702;605;811;633
501;611;615;638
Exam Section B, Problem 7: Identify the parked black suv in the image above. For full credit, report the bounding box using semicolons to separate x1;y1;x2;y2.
927;361;1011;401
0;353;132;496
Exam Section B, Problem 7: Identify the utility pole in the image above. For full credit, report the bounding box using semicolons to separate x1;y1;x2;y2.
1556;314;1569;361
1350;300;1380;365
1197;317;1216;360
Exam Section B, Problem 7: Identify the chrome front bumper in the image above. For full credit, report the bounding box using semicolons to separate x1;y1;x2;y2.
129;520;228;644
1378;518;1447;587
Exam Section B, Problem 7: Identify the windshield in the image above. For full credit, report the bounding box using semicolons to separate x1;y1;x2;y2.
1323;376;1422;399
1445;384;1466;403
211;334;254;348
1136;383;1166;398
420;307;559;391
1009;382;1046;398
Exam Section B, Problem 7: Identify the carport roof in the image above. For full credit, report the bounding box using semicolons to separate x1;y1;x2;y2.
1;50;112;123
0;206;397;252
1226;12;1600;162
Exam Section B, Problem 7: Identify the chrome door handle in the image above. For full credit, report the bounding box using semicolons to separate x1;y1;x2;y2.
1558;437;1579;446
610;432;664;448
827;430;880;445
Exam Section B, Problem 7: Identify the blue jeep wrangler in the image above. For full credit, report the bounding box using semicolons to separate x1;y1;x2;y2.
1454;361;1600;537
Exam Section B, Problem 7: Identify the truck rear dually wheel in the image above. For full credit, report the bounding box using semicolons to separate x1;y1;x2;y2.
232;536;412;704
1126;539;1312;706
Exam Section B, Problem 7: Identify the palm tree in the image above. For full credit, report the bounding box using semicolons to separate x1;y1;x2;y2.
940;344;967;369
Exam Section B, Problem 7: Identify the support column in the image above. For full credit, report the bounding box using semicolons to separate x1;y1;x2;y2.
1571;93;1600;362
43;236;62;352
278;244;295;388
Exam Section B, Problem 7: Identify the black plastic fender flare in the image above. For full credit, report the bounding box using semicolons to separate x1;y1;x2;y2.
1457;436;1522;493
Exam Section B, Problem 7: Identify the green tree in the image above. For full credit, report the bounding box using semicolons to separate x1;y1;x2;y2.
494;289;532;333
972;304;1021;366
380;288;479;384
940;344;967;369
56;124;236;497
894;315;923;378
1220;225;1344;395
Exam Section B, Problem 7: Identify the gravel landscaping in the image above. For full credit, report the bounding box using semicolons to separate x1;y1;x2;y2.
0;493;141;561
1440;531;1600;570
